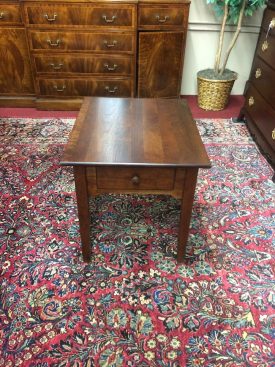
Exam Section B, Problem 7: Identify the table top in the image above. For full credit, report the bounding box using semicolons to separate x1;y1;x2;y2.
61;97;211;168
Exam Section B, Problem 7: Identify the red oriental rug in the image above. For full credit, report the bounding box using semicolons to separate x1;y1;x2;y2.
0;117;274;367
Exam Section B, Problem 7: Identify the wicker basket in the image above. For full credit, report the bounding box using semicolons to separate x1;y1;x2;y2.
197;74;237;111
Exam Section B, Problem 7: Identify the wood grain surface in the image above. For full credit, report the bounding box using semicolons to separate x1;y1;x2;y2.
61;97;211;168
138;31;184;97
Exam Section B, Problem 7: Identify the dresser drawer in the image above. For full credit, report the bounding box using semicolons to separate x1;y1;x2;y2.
96;167;176;190
37;78;133;97
257;31;275;67
261;7;275;33
138;4;187;29
24;3;136;29
251;57;275;107
245;85;275;149
28;30;135;53
0;4;22;25
33;54;134;76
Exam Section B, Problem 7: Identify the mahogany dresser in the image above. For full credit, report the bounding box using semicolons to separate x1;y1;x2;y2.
0;0;190;109
239;0;275;177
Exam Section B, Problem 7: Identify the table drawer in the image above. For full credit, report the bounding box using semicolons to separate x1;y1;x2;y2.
257;31;275;67
251;57;275;107
24;4;135;29
28;30;135;53
245;84;275;149
138;5;187;28
0;4;22;25
33;54;134;76
96;167;176;190
37;78;133;97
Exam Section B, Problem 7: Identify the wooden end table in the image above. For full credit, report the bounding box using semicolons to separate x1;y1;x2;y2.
61;97;211;263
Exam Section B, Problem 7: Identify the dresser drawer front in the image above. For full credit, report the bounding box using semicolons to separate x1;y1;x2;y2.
38;78;133;97
261;7;275;33
138;5;187;28
96;167;176;190
251;57;275;107
28;30;135;53
257;32;275;66
245;85;275;149
24;4;135;29
89;6;135;28
34;54;134;76
0;4;22;24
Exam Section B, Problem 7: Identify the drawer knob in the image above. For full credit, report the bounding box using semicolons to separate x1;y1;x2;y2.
104;63;117;71
102;15;116;23
131;175;140;185
47;39;61;47
103;40;117;48
54;84;66;92
255;68;262;79
49;63;63;70
272;129;275;140
262;40;268;52
105;86;118;93
155;15;170;23
248;96;254;107
44;13;57;22
0;11;5;19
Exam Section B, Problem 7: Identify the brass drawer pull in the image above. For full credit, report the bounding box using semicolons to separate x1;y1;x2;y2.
131;175;140;185
102;15;116;23
49;63;63;70
155;15;169;23
272;128;275;140
105;86;118;93
0;12;5;19
47;39;61;47
248;96;254;107
104;63;117;71
54;84;66;92
103;40;117;48
255;68;262;79
44;13;57;22
262;40;268;52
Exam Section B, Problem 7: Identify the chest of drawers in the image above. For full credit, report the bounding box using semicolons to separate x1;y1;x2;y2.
0;0;190;109
240;1;275;177
23;1;137;108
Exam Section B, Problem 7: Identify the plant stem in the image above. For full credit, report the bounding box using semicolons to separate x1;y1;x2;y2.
214;3;228;74
219;0;247;75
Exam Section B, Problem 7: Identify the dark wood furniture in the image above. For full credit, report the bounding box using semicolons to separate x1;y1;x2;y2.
0;0;34;106
137;1;189;97
0;0;190;109
61;97;211;263
239;0;275;177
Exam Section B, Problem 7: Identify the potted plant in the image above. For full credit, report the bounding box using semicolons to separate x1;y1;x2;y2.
197;0;266;111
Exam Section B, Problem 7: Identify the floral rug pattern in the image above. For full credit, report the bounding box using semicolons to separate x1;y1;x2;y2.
0;117;274;367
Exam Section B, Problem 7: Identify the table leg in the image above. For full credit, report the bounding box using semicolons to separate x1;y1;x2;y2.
73;166;91;262
177;168;198;263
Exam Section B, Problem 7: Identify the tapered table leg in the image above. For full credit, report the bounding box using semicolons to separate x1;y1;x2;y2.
177;168;198;262
73;166;91;262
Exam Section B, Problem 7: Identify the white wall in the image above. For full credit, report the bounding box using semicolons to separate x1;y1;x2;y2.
181;0;265;95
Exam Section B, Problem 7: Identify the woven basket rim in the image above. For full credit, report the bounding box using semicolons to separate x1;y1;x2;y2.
197;75;237;83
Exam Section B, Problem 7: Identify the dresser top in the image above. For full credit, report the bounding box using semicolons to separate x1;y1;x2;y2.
19;0;191;3
267;0;275;10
